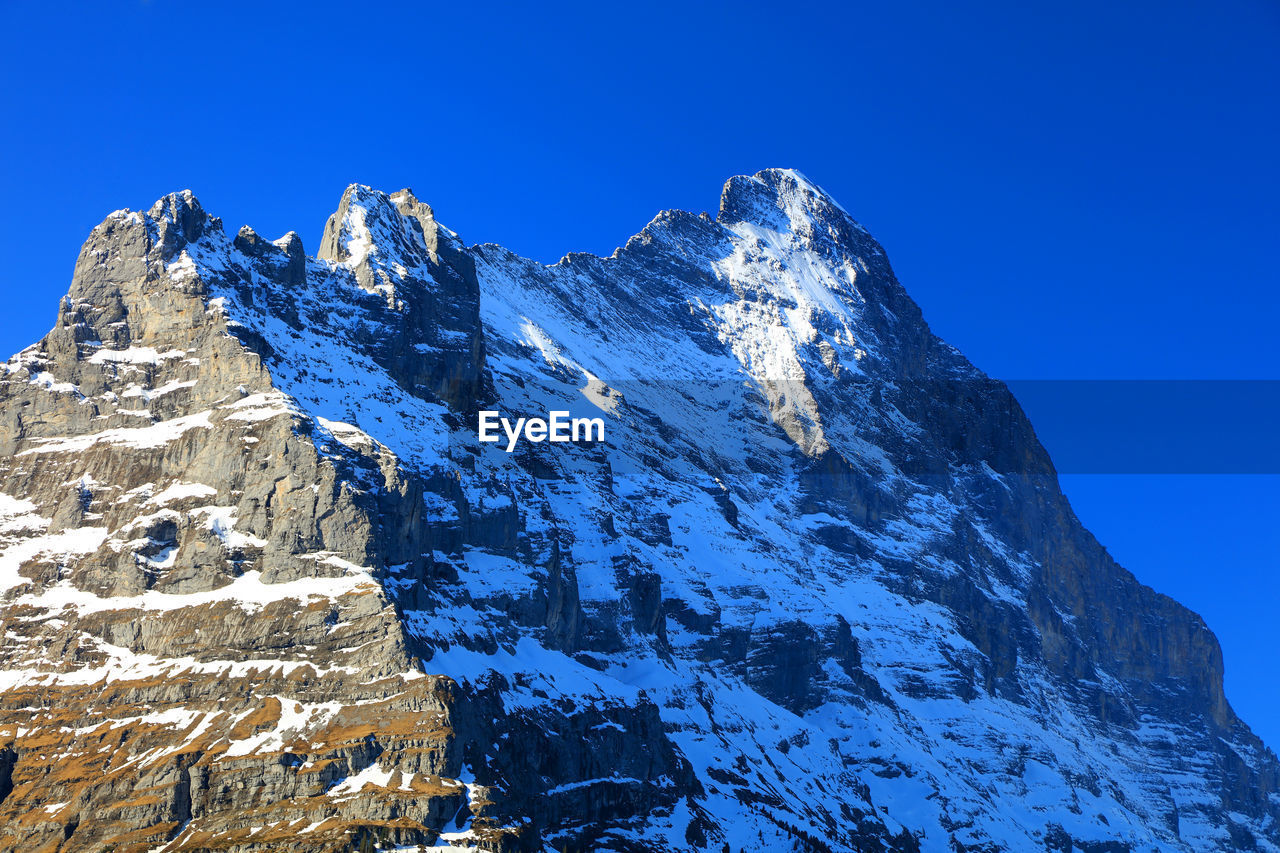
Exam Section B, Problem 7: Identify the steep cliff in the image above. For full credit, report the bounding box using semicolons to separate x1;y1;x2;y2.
0;171;1273;852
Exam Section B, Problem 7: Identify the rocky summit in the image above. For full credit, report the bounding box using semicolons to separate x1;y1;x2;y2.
0;170;1274;852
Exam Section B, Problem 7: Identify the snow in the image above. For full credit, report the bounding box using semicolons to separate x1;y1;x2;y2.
546;775;643;795
16;411;213;454
120;379;196;402
16;563;377;618
87;346;186;366
146;482;218;505
224;697;340;758
193;506;268;549
0;493;44;536
326;762;396;798
28;370;82;396
0;638;370;693
166;253;198;282
223;391;301;422
339;204;374;269
0;524;107;594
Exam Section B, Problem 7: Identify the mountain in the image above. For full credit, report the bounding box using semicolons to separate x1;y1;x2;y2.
0;169;1274;852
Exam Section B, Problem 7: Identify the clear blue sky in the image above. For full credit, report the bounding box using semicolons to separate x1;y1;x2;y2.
1;2;1276;746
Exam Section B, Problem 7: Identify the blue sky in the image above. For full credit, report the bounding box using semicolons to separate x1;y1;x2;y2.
1;2;1276;745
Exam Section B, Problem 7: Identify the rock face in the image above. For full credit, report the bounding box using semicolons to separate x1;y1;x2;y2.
0;170;1274;852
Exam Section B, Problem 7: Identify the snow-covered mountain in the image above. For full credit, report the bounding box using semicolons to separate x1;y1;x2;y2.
0;169;1274;852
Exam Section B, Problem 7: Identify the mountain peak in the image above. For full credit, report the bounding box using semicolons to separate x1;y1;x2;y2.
4;173;1274;852
717;167;855;231
317;183;462;271
143;189;211;243
318;184;398;266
